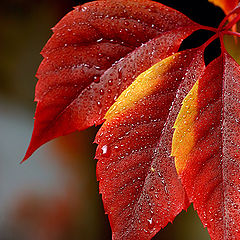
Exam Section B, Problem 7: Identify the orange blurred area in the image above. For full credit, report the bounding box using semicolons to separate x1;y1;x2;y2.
0;0;228;239
208;0;238;15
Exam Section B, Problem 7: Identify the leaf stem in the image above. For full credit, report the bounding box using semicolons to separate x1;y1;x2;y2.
201;33;218;49
223;13;240;31
222;30;240;38
219;32;226;54
218;5;240;31
199;25;218;33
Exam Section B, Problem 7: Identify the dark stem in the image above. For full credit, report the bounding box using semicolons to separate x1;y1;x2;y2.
199;25;217;33
201;33;219;50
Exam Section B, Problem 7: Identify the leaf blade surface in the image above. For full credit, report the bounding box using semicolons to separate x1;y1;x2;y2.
95;48;205;240
173;52;240;240
24;0;201;160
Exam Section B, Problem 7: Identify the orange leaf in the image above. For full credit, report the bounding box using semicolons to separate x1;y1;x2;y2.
209;0;238;14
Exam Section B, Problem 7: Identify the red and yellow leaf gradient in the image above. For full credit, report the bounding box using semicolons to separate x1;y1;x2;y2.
95;48;205;240
209;0;239;15
23;0;201;160
172;52;240;239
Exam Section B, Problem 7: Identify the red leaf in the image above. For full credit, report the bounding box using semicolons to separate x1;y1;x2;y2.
23;0;201;160
95;48;205;240
172;52;240;239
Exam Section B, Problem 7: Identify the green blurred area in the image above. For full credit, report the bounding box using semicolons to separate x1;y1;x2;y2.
223;22;240;64
0;0;233;239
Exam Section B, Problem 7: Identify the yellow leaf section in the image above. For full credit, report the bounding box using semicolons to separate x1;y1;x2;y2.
172;80;199;174
223;29;240;64
105;52;181;120
208;0;238;14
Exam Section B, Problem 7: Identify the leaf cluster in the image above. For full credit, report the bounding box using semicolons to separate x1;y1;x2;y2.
24;0;240;239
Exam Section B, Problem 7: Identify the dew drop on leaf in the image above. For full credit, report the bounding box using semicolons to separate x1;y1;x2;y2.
100;89;104;95
108;79;113;86
101;145;111;157
147;217;154;229
93;76;100;83
149;186;155;191
97;101;102;107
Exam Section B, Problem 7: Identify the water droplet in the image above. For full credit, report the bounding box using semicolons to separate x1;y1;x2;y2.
97;38;103;43
147;218;154;229
108;79;113;86
100;89;104;95
97;101;102;107
151;166;155;172
101;145;110;157
149;186;155;191
93;76;100;83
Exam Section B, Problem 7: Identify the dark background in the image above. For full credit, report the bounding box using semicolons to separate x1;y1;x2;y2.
0;1;224;239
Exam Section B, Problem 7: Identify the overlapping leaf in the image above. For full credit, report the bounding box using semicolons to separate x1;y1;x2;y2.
95;48;205;239
172;52;240;239
24;0;201;160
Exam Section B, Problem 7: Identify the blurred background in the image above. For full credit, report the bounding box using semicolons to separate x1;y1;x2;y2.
0;0;227;239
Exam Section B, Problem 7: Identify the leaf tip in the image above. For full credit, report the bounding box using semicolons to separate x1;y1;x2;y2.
22;146;34;163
